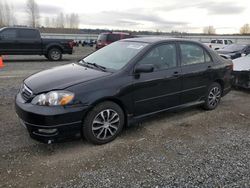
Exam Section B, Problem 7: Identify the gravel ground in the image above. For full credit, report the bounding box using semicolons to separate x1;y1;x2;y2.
0;47;249;188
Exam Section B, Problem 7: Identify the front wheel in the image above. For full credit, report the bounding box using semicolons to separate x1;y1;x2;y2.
203;83;222;110
83;101;125;145
47;48;62;61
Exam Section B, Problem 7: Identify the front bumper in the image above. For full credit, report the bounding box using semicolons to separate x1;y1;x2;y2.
15;93;89;143
232;71;250;89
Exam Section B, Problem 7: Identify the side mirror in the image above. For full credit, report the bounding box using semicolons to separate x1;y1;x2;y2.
134;64;154;74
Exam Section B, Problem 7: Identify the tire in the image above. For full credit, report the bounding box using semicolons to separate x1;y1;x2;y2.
47;48;62;61
83;101;125;145
203;82;222;110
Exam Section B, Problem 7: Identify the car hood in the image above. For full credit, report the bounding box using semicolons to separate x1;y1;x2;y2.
24;63;112;94
217;49;240;54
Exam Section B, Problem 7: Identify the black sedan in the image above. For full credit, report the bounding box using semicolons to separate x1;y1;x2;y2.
15;38;233;145
217;44;250;60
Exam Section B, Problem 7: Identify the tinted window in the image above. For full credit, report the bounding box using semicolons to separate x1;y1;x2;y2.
211;40;216;44
138;43;177;70
0;29;17;39
180;43;205;65
18;29;39;39
224;40;228;45
107;34;120;42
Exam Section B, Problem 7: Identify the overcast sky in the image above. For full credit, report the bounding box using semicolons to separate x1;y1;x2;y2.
6;0;250;34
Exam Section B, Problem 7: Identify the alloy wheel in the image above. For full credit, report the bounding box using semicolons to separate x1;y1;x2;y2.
208;87;221;108
92;109;120;140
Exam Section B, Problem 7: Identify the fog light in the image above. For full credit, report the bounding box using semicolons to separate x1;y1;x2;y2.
38;129;57;134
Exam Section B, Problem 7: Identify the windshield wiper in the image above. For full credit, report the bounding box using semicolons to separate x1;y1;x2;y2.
79;60;107;72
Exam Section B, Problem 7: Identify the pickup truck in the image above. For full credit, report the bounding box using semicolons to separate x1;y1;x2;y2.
204;39;233;51
0;27;74;61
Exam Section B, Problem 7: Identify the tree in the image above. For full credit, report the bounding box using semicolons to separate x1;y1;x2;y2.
203;26;216;35
240;24;250;34
56;13;65;28
0;1;16;27
69;13;79;29
44;17;50;27
26;0;40;27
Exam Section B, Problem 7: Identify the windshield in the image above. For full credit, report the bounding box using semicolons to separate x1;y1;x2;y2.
82;41;148;70
97;34;107;41
222;44;246;51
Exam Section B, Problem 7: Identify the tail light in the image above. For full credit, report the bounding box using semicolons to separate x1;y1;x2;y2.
209;45;212;48
68;41;74;48
228;63;233;71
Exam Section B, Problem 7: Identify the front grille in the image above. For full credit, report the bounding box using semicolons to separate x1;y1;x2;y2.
21;84;33;101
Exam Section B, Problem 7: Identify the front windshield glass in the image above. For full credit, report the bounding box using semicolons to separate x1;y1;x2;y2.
82;41;148;70
223;44;246;51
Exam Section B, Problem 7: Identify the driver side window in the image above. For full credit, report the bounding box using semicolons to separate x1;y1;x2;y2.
137;43;177;71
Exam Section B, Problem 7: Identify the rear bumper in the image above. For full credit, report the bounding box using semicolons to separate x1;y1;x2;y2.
232;71;250;89
15;93;89;143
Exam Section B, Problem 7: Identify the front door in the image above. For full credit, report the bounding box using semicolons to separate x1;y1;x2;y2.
132;43;182;116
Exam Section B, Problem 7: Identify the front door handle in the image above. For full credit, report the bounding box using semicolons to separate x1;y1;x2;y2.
173;71;180;77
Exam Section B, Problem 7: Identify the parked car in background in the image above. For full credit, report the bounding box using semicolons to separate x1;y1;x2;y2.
15;38;233;145
82;39;96;47
217;44;250;60
0;27;74;61
96;32;134;50
204;39;233;50
232;54;250;89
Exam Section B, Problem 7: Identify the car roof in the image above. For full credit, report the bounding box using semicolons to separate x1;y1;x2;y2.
122;37;203;44
1;27;37;30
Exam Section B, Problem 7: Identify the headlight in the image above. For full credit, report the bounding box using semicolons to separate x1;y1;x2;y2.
31;91;74;106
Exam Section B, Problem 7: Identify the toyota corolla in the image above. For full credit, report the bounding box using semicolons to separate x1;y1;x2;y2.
15;38;233;144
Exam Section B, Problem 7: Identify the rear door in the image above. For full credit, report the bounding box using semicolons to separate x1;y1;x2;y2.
16;29;42;54
132;43;182;116
0;28;18;54
178;42;213;104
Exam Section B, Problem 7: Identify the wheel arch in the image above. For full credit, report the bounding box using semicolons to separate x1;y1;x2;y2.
85;97;129;126
46;44;63;54
214;79;224;95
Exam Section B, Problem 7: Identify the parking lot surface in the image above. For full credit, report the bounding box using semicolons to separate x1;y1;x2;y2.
0;47;249;188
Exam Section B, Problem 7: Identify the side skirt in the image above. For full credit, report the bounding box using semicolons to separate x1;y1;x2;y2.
127;100;205;126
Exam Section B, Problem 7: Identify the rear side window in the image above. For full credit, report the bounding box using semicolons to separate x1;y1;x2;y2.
180;43;206;65
0;29;17;39
107;34;121;42
18;29;39;39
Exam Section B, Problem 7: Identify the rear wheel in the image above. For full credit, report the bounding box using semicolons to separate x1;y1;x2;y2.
47;48;62;61
203;82;222;110
83;101;125;145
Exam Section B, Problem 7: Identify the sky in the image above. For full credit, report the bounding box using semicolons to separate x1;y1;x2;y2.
5;0;250;34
